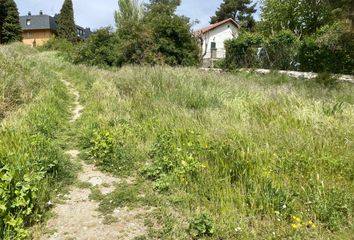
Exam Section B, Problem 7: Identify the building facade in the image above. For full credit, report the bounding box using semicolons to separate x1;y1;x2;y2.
20;11;91;46
194;18;240;67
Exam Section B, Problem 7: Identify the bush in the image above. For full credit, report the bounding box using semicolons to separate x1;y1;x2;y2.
0;44;73;239
189;214;214;238
298;21;354;74
72;28;119;67
38;37;74;60
225;21;354;74
264;30;300;70
224;32;265;69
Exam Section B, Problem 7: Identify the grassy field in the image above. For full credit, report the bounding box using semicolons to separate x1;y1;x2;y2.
1;44;353;239
0;44;75;239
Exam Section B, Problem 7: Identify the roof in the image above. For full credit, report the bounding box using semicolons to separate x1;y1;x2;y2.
20;13;92;39
20;15;57;31
194;18;240;36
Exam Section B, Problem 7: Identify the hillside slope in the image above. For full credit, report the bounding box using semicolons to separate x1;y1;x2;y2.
1;44;353;239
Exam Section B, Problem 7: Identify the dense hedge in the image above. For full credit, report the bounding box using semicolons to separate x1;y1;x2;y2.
225;21;354;75
298;29;354;74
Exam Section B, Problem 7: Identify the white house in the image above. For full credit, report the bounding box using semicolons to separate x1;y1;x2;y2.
194;18;240;67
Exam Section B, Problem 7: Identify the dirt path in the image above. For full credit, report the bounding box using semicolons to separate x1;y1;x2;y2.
41;80;147;240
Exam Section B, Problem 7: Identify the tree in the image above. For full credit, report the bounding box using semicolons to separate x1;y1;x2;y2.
57;0;77;43
210;0;256;31
0;0;6;43
115;0;155;65
0;0;22;44
260;0;335;36
145;0;199;66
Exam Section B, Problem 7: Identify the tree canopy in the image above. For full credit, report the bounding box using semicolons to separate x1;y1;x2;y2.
260;0;353;36
113;0;199;66
57;0;77;43
0;0;22;44
210;0;256;31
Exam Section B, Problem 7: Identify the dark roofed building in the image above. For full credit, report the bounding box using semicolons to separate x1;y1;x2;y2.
20;11;91;46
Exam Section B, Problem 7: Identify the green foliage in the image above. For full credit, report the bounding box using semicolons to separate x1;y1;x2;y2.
73;65;354;238
260;0;334;36
189;214;214;238
39;37;73;52
224;32;264;69
225;21;353;74
315;72;338;88
57;0;77;43
264;30;300;70
144;129;205;192
38;37;74;62
0;44;73;239
72;28;118;66
88;126;139;175
0;0;22;44
210;0;256;31
298;22;354;74
113;0;199;66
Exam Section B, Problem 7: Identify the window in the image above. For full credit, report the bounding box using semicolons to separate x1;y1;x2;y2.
26;19;31;26
27;32;32;37
211;42;216;50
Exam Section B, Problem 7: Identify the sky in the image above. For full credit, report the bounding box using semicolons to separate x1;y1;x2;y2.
15;0;260;31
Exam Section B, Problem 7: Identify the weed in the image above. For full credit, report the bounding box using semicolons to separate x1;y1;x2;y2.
189;213;214;238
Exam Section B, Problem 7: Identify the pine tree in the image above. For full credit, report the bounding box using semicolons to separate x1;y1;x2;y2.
211;0;256;31
57;0;77;43
0;0;22;44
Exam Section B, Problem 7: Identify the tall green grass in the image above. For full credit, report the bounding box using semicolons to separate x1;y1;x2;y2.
0;44;74;239
4;44;351;239
71;65;354;239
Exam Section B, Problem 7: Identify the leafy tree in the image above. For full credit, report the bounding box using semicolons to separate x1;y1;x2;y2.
57;0;77;43
145;0;199;66
260;0;339;36
73;28;118;66
0;0;22;44
210;0;256;31
115;0;155;65
0;0;6;43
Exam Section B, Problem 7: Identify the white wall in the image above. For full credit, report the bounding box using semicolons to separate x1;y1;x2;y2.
201;24;239;59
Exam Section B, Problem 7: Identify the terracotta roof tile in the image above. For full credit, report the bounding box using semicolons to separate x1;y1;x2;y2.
194;18;240;36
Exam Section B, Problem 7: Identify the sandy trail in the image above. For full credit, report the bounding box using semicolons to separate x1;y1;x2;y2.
41;80;147;240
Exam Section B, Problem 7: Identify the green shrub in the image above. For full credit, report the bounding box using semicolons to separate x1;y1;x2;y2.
72;28;119;67
189;213;214;238
298;22;354;74
39;37;73;52
265;30;300;70
0;44;73;239
88;126;139;175
224;32;265;69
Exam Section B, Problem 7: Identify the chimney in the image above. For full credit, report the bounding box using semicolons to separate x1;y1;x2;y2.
39;10;43;15
28;11;31;16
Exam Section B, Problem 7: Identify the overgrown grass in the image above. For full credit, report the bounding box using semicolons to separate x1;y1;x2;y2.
2;43;353;239
69;64;354;239
0;44;74;239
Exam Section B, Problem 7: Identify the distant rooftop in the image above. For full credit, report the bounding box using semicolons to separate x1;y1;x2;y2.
20;11;91;39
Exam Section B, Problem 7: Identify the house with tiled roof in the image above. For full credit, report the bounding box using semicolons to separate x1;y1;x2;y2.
20;11;91;46
194;18;240;67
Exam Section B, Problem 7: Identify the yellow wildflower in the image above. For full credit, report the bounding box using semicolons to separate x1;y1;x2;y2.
307;220;316;228
292;216;301;223
291;223;302;229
